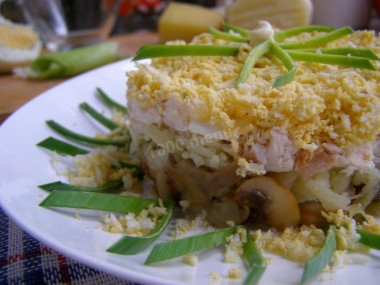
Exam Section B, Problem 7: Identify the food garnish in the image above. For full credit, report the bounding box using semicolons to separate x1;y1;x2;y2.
80;102;120;131
39;180;123;193
133;23;379;88
46;120;130;147
145;226;239;264
301;225;336;284
357;230;380;251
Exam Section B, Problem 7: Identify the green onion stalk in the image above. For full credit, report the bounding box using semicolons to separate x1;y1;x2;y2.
133;23;379;88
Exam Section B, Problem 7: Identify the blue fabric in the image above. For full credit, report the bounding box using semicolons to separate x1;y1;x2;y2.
0;208;140;285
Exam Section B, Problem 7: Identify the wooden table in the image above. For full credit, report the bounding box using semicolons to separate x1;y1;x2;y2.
0;32;158;124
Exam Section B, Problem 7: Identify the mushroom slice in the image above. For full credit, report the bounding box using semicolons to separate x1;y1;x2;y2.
234;176;300;229
299;201;328;228
207;198;250;228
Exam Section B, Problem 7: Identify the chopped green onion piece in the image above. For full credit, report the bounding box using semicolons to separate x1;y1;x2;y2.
38;180;122;193
96;87;128;114
133;45;239;61
243;229;267;285
223;23;249;37
36;136;143;178
279;26;354;49
209;26;249;43
28;42;119;78
274;25;335;42
357;230;380;250
301;225;337;284
39;191;167;215
37;136;89;156
144;226;238;265
107;200;174;255
268;41;297;87
118;161;144;179
236;40;270;88
79;102;119;131
287;50;376;70
295;47;380;61
46;120;130;147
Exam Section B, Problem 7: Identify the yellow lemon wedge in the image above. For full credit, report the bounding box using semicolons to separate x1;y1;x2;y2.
0;17;42;72
225;0;313;30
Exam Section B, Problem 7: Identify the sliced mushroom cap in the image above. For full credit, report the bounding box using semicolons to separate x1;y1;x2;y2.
234;176;300;229
299;201;328;228
206;198;250;228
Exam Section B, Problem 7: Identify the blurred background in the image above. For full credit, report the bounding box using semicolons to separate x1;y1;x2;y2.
1;0;379;36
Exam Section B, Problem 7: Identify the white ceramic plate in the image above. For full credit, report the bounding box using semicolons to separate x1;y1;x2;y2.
0;59;379;285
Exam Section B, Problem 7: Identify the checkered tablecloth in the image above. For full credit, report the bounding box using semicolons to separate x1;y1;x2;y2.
0;208;140;285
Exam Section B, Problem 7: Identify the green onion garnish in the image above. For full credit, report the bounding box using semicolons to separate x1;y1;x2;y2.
223;22;249;37
38;180;122;193
144;226;238;265
37;136;89;156
96;87;128;114
301;225;337;284
40;191;174;255
287;50;376;70
36;136;143;178
357;230;380;250
40;191;167;215
46;120;130;147
133;45;239;61
209;26;249;43
296;47;380;60
279;26;354;49
79;102;119;131
107;200;174;255
269;41;297;87
243;229;267;285
274;25;335;42
236;40;270;88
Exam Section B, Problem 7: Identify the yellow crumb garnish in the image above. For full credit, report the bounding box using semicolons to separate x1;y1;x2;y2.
183;254;198;267
209;270;222;280
253;225;325;262
102;203;166;236
228;267;243;279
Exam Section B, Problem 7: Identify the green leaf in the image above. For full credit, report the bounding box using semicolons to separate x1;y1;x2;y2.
38;180;122;192
133;45;239;61
39;191;166;215
29;42;119;78
223;23;249;37
357;230;380;250
279;26;354;49
79;102;119;131
274;25;335;42
37;136;89;156
144;227;238;264
209;26;249;43
96;87;128;114
236;40;270;88
287;50;376;70
268;41;297;87
46;120;130;147
107;200;175;255
301;225;337;284
242;229;267;285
